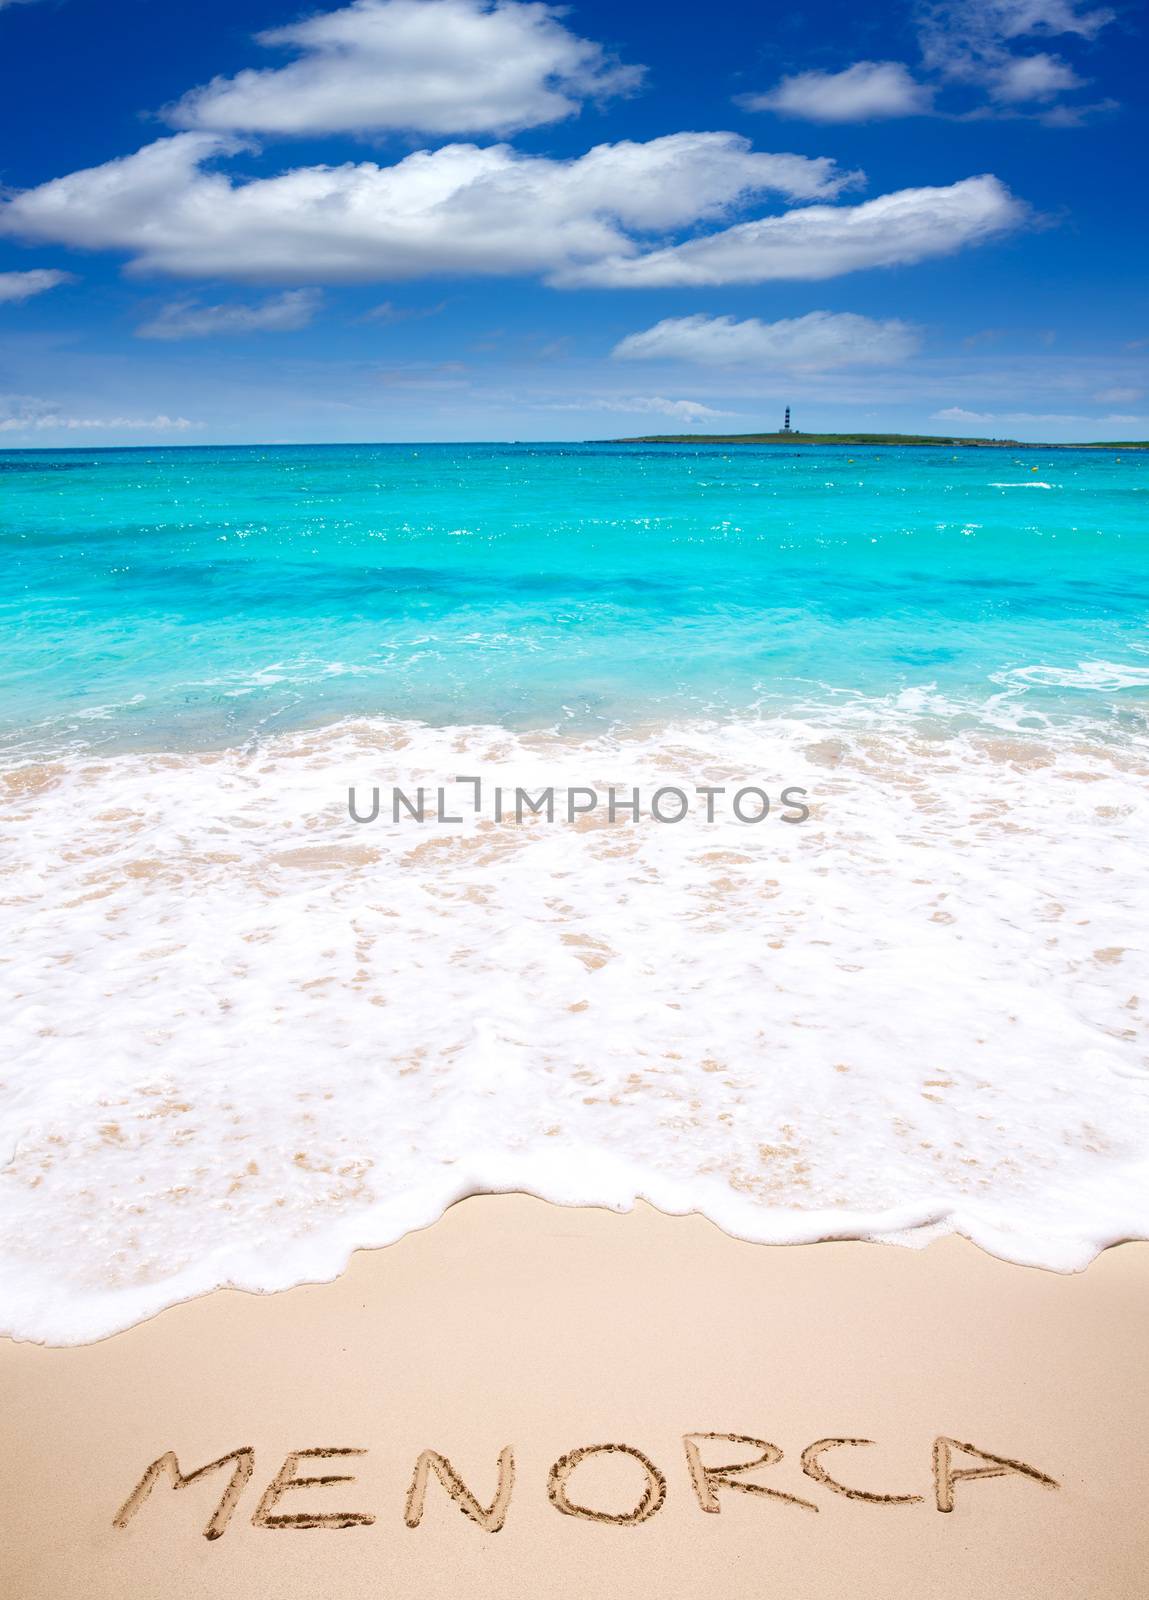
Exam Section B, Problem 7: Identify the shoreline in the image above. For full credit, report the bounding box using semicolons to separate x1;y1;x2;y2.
3;1196;1148;1598
4;689;1147;771
6;1184;1149;1353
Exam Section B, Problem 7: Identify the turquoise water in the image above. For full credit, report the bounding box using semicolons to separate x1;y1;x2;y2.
2;442;1147;756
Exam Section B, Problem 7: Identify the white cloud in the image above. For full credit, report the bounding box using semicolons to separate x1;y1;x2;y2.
0;267;74;303
933;406;1002;420
917;0;1113;103
168;0;641;138
747;0;1115;123
614;311;921;368
988;50;1081;100
545;395;734;421
0;398;196;433
0;131;860;284
742;61;933;122
933;405;1149;427
136;287;322;339
919;0;1114;72
557;175;1025;288
599;396;733;420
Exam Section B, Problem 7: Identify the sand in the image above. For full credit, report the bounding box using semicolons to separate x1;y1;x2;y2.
2;1195;1147;1598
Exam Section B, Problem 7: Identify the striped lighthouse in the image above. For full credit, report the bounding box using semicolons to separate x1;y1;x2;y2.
782;406;791;433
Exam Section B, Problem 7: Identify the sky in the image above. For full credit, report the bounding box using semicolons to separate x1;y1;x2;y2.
0;0;1146;444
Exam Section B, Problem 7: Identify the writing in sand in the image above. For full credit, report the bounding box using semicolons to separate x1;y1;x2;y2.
114;1432;1059;1540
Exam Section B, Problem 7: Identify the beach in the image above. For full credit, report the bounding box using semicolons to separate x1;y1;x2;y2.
3;1196;1148;1598
3;0;1147;1582
2;441;1147;1593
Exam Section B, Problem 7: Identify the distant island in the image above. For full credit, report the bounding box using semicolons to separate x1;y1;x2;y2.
597;431;1148;449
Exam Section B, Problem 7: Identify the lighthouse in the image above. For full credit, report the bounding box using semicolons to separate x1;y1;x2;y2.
782;406;791;434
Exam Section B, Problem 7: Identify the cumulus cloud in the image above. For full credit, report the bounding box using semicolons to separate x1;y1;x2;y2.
742;61;933;122
0;267;74;303
614;311;921;367
556;175;1025;288
167;0;641;138
0;131;860;284
136;287;322;339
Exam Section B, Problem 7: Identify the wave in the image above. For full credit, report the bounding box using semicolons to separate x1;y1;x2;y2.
995;660;1149;692
1;713;1147;1342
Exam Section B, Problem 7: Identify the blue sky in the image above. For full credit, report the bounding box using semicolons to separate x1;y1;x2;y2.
0;0;1145;443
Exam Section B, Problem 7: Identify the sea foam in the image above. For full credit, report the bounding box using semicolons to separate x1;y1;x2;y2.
2;713;1147;1343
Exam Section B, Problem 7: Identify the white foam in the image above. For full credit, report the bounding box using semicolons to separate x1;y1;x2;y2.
1;714;1147;1344
995;660;1149;692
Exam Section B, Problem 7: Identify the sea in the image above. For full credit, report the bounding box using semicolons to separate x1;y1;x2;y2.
2;441;1147;1342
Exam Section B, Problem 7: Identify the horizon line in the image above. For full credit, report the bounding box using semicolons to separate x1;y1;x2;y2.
2;435;1147;453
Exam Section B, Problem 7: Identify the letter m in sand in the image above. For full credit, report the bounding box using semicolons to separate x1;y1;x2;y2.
113;1448;255;1541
